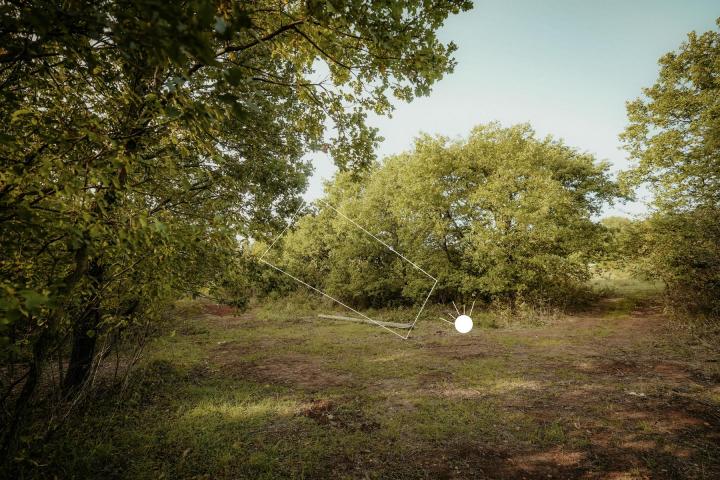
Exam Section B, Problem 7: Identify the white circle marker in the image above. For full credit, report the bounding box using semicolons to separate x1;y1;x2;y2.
454;314;473;334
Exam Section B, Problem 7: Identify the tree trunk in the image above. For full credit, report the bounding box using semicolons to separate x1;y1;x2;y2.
63;260;103;393
508;290;518;315
1;330;46;465
63;308;100;393
1;245;89;463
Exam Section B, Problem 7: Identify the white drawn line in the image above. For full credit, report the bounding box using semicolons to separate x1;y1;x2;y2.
259;198;437;339
259;258;407;339
469;299;476;317
259;201;307;260
404;278;437;339
438;316;454;325
316;198;436;281
452;301;461;316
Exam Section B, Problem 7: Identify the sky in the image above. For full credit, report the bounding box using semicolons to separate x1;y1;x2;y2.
304;0;719;217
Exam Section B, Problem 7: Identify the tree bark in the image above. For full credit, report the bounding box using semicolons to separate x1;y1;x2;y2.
1;329;46;465
63;259;103;393
1;244;89;463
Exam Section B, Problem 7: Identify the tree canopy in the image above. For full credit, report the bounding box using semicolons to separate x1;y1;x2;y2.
275;123;621;308
0;0;471;455
620;19;720;317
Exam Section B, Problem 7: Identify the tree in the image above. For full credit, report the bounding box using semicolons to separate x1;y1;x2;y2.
277;123;620;309
0;0;472;458
621;19;720;317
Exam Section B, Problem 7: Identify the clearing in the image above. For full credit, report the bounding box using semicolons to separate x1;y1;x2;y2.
38;293;719;479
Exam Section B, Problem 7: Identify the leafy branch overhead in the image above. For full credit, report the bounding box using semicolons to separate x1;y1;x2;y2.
0;0;470;455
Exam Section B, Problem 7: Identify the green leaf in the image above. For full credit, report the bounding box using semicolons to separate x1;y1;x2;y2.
225;67;243;86
20;290;49;311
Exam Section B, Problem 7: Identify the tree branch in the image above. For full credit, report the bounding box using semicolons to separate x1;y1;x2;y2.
188;19;305;75
291;25;353;71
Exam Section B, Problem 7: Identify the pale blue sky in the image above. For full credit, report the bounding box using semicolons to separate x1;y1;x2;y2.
305;0;719;217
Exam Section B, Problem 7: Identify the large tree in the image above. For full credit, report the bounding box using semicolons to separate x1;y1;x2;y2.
620;19;720;317
276;123;620;309
0;0;472;456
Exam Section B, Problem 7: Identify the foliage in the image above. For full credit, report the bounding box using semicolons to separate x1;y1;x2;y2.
617;211;720;317
620;19;720;317
0;0;470;459
275;123;621;308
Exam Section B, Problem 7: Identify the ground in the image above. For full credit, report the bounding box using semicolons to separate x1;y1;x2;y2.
31;288;720;479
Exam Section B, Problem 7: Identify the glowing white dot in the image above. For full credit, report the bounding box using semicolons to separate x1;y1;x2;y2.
454;314;473;334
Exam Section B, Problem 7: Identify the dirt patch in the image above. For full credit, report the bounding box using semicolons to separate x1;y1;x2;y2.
593;358;639;376
300;398;379;432
409;444;510;480
248;353;354;391
211;337;305;358
556;383;619;409
301;398;334;419
509;447;586;471
424;340;495;359
574;358;696;384
201;312;260;328
202;303;239;316
208;347;354;390
653;362;692;381
417;369;453;388
410;443;591;480
607;404;708;433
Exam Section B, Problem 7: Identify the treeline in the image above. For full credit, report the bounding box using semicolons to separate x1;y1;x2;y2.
615;21;720;318
259;20;720;319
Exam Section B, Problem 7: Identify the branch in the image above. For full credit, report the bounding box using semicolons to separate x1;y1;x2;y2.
291;25;352;71
188;19;305;75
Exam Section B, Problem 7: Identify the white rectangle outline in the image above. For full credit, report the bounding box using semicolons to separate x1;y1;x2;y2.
258;199;438;339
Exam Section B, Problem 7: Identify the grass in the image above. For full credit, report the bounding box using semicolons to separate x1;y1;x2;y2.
12;274;720;479
589;268;665;298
